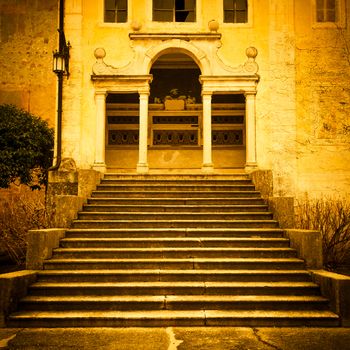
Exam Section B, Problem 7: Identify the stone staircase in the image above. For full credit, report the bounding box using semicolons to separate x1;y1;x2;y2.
7;174;339;327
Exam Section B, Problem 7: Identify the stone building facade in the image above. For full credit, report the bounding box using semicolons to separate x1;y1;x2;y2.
0;0;57;124
1;0;349;199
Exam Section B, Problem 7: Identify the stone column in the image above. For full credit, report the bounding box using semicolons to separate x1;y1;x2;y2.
245;92;258;171
93;91;107;173
137;92;149;173
202;92;214;172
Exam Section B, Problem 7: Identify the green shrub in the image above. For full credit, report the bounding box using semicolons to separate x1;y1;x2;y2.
0;104;54;189
295;197;350;270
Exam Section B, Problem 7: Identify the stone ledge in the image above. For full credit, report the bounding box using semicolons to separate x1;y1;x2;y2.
310;270;350;327
285;229;323;269
250;170;273;199
26;229;66;270
49;195;85;228
269;197;295;229
0;270;37;327
129;33;221;40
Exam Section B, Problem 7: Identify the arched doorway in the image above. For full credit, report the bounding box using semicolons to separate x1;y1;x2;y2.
104;52;247;172
148;53;203;170
93;43;259;173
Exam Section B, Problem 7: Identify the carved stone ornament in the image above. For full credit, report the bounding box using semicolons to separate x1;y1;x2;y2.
208;19;219;32
92;42;259;77
243;47;259;74
92;48;133;75
130;20;142;32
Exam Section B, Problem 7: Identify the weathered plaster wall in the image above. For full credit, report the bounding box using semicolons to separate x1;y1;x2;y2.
72;0;297;181
62;0;84;164
0;0;57;126
4;0;345;198
294;0;350;198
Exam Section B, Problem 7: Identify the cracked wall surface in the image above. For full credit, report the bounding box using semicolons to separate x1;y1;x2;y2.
294;0;350;198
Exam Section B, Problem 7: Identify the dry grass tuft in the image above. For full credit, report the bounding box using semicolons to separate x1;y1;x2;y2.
0;185;50;265
295;197;350;270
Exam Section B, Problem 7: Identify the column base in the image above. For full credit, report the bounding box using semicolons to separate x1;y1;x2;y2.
202;163;214;173
137;163;149;173
244;162;258;173
92;162;107;173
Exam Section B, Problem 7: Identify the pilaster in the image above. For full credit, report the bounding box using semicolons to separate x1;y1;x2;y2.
137;91;150;173
93;90;107;173
245;92;258;172
202;92;214;173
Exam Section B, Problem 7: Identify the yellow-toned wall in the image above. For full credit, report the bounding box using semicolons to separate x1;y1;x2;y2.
294;0;350;197
2;0;349;198
63;0;300;195
70;0;273;169
0;0;57;126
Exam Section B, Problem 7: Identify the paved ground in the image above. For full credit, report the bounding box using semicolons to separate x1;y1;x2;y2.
1;327;350;350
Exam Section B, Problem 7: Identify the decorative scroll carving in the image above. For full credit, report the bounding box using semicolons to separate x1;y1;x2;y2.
153;130;198;146
214;46;259;75
212;130;243;145
92;48;134;75
153;115;198;124
108;116;139;124
212;115;244;124
92;44;259;77
108;130;139;145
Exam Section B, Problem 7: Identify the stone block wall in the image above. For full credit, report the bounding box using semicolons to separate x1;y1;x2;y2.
0;0;57;126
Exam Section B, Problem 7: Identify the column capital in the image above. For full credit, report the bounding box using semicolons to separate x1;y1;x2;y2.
201;91;213;97
244;91;257;97
138;88;150;96
95;90;107;98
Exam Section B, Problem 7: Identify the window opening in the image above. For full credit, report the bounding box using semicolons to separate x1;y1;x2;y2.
104;0;127;23
153;0;196;22
223;0;248;23
212;94;245;146
106;94;139;146
316;0;336;22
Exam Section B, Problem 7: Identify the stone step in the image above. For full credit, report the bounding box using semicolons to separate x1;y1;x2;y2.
18;295;330;312
83;204;269;213
43;258;305;270
37;269;312;283
91;191;261;199
96;184;256;192
87;197;266;205
8;309;339;327
60;237;290;248
65;228;285;238
103;173;250;181
7;310;340;327
51;247;297;259
8;172;337;328
76;212;274;221
27;281;321;296
71;219;279;229
100;179;253;186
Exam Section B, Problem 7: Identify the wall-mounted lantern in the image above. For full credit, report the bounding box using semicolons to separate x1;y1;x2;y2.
52;30;71;77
